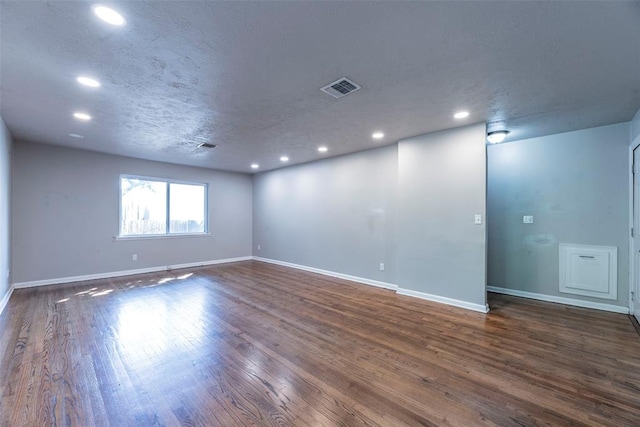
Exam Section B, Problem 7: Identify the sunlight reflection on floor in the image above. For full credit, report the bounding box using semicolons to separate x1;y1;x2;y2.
116;285;208;369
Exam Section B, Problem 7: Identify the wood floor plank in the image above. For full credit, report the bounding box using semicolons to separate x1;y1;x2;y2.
1;260;640;426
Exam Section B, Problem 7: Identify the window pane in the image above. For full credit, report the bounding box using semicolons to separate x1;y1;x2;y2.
169;183;206;233
121;178;167;235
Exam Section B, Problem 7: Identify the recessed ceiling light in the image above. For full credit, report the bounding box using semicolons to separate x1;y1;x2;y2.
318;146;328;153
251;164;259;169
77;76;101;88
454;111;469;119
69;133;84;138
372;132;384;139
73;112;92;121
487;130;509;144
92;5;127;26
280;156;289;162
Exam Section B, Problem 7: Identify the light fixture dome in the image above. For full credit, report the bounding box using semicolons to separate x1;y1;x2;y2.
77;76;101;88
92;5;127;26
73;112;92;121
487;130;509;144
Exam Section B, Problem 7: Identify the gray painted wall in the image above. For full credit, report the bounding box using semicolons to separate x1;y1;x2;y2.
9;119;632;311
487;123;629;308
396;123;487;307
253;145;398;284
12;141;253;283
253;124;488;310
632;108;640;144
0;118;12;302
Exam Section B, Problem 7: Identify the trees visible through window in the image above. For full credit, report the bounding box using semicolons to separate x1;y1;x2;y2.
120;176;207;237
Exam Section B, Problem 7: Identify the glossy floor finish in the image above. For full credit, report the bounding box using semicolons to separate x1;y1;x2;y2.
1;261;639;426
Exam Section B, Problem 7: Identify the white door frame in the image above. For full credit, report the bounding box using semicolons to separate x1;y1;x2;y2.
629;136;640;320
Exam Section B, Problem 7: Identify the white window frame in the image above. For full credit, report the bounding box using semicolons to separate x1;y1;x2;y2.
118;174;209;239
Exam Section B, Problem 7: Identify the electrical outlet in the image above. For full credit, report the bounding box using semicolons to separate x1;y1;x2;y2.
379;263;385;271
257;244;261;251
474;214;482;225
132;254;138;261
523;215;534;224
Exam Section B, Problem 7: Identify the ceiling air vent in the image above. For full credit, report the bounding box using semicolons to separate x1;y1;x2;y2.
197;142;217;149
320;77;361;99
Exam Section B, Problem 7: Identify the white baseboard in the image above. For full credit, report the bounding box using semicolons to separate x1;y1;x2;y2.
487;285;629;314
0;285;14;316
168;256;253;271
252;257;491;313
252;257;397;291
397;287;490;313
12;256;253;289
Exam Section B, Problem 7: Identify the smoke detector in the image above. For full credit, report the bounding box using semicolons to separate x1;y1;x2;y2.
320;77;361;99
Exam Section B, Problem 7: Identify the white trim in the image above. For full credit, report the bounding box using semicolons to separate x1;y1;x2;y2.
115;232;211;241
0;285;14;316
630;136;640;319
252;257;490;313
396;287;490;313
12;256;252;289
252;257;397;291
168;256;252;270
487;285;629;314
119;174;209;238
630;142;636;318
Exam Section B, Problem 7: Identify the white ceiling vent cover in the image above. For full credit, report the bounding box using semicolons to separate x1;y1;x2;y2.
320;77;361;99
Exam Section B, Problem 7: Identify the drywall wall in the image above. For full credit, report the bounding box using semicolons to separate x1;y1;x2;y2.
12;141;252;284
632;108;640;144
0;118;12;307
253;145;397;285
488;123;629;308
396;123;487;309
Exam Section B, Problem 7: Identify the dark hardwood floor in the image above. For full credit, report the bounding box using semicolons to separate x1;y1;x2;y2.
1;260;639;426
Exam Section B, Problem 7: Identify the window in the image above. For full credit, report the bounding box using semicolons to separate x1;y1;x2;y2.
120;175;207;237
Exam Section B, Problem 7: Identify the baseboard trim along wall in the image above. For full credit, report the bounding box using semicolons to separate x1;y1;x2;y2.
12;256;253;289
0;285;14;316
252;256;398;291
487;285;629;314
9;258;628;315
253;257;490;313
396;288;490;313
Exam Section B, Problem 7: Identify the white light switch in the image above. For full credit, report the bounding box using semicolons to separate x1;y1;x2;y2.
523;216;534;224
474;214;482;225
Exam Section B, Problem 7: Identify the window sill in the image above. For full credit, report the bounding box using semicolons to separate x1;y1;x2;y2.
114;232;211;241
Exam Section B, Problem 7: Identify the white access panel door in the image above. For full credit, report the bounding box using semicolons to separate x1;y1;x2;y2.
559;244;617;300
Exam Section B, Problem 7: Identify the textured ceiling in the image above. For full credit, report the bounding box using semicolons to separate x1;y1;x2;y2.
1;1;639;173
